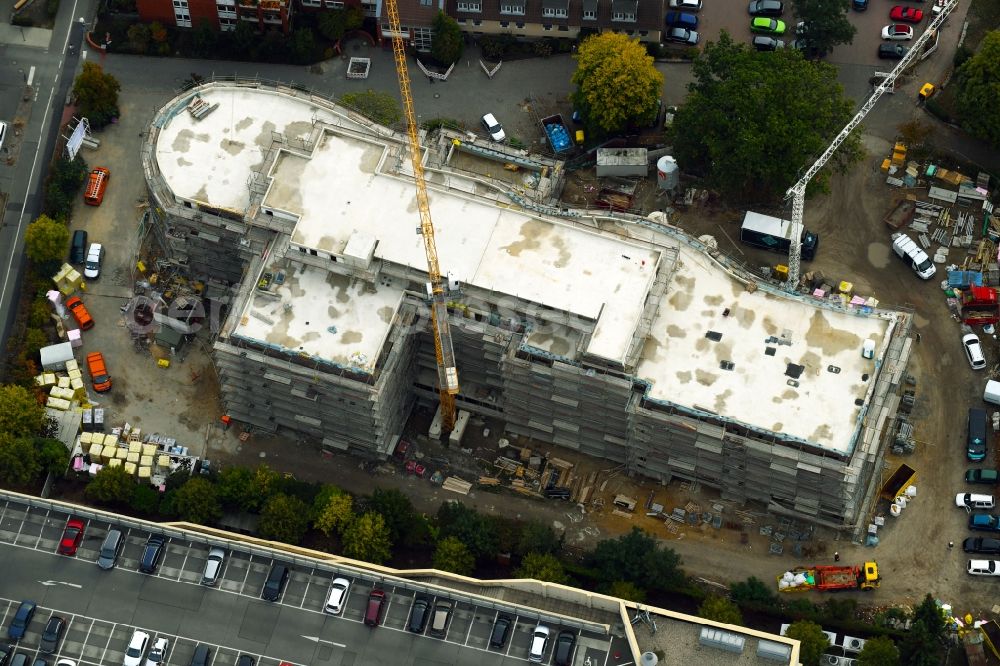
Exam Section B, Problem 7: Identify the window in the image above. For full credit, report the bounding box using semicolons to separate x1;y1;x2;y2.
218;2;238;10
515;20;524;26
583;8;595;18
457;1;481;10
499;20;509;25
543;23;552;29
500;3;524;14
612;10;635;20
639;29;647;35
219;16;236;28
542;6;566;16
558;24;568;30
457;17;466;22
412;25;432;51
420;0;431;5
325;0;345;6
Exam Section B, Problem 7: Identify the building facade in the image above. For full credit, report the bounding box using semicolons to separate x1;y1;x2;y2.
136;0;289;32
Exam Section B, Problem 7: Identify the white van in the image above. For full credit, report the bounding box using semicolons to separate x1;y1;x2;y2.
956;493;995;510
984;380;1000;406
891;233;936;279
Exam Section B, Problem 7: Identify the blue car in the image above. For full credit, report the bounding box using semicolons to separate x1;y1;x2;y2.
970;514;1000;532
665;11;698;28
7;601;36;640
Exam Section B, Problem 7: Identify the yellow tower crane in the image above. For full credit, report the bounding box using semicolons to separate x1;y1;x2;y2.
384;0;460;433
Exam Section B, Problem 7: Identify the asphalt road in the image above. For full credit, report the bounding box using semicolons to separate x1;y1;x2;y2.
0;496;622;666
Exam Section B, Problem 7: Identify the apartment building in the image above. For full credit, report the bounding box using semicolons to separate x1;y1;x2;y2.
136;0;290;32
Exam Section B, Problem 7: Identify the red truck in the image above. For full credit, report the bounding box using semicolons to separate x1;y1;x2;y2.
959;286;1000;326
777;561;881;592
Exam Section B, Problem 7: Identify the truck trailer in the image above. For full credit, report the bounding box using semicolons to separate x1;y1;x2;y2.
777;561;881;592
739;211;819;261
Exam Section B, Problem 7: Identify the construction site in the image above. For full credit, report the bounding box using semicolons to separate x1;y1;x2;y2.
134;79;918;542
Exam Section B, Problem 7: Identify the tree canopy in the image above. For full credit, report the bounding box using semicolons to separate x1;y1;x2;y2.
588;527;683;591
792;0;856;57
430;11;463;65
318;7;363;41
955;30;1000;148
342;512;393;564
366;488;415;543
173;477;222;525
0;385;45;438
571;33;663;135
258;493;311;544
0;435;42;487
85;465;135;505
338;90;402;127
24;215;70;266
72;63;121;128
672;31;860;202
216;466;255;511
436;501;498;559
857;635;900;666
514;552;569;584
785;620;830;666
432;536;475;575
313;488;354;537
34;437;70;476
698;595;743;625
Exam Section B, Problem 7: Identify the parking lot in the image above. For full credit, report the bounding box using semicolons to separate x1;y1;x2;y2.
0;496;619;666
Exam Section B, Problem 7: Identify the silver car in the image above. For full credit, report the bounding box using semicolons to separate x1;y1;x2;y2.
201;547;225;586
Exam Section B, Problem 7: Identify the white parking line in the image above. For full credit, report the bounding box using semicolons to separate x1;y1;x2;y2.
33;508;51;549
505;618;518;657
97;620;119;664
238;555;253;595
463;607;475;645
177;542;191;581
14;508;27;542
298;570;313;608
76;617;96;663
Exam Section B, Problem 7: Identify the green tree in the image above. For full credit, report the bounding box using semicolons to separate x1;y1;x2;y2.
432;536;475;575
912;594;945;642
247;463;281;511
216;466;255;511
0;384;45;438
515;552;569;584
29;300;52;328
606;580;646;603
791;0;856;58
192;19;215;56
23;329;49;359
258;493;311;544
729;576;778;606
338;90;402;127
149;21;168;43
318;6;363;41
85;465;135;505
898;620;942;666
366;488;415;543
342;511;393;564
232;19;256;57
72;63;121;128
34;438;69;476
785;620;830;666
0;435;42;486
45;156;89;221
314;489;354;536
291;28;317;65
430;11;463;65
130;484;161;515
955;30;1000;148
127;23;151;53
672;31;860;202
436;501;498;559
589;527;683;591
698;595;743;625
857;635;900;666
24;215;70;266
515;520;563;556
173;477;222;524
571;32;663;135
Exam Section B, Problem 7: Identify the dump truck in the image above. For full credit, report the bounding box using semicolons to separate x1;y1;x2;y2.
880;463;917;502
540;114;572;154
959;286;1000;326
777;561;881;592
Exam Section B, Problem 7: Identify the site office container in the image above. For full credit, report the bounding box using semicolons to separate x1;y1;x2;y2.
84;167;110;206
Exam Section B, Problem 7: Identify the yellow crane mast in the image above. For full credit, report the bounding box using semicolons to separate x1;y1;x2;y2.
385;0;459;432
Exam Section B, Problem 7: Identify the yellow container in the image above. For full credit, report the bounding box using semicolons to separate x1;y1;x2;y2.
774;264;789;280
157;359;171;369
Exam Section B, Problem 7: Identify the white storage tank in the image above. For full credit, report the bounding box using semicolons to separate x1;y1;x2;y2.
656;155;679;191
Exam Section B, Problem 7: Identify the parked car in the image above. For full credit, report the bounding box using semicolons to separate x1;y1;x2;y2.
0;646;12;666
188;646;210;666
138;535;166;574
665;27;699;44
324;578;350;615
878;43;909;59
65;296;94;331
751;17;785;33
428;600;453;638
480;114;505;142
97;529;125;570
528;625;550;663
144;638;168;666
963;333;986;370
86;352;112;393
970;514;1000;532
31;658;47;666
669;0;702;10
664;11;698;28
83;243;103;279
553;630;576;666
852;0;868;11
261;564;289;602
39;617;65;654
58;519;85;556
956;493;995;510
752;36;785;50
9;654;27;666
748;0;783;15
966;469;999;484
7;602;36;641
963;537;1000;554
364;589;386;627
408;596;431;633
123;630;150;666
967;560;1000;576
881;24;914;40
235;658;254;666
890;6;923;21
489;615;513;649
70;230;88;264
201;548;225;586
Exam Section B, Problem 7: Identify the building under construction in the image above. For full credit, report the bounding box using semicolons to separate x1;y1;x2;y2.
141;80;913;537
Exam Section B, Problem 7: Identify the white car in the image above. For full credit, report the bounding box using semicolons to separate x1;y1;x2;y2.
963;333;986;370
56;661;76;666
324;577;351;614
480;113;506;142
84;242;103;279
201;547;225;586
145;637;168;666
967;560;1000;576
881;23;914;40
956;493;995;510
528;624;550;663
670;0;703;10
123;630;150;666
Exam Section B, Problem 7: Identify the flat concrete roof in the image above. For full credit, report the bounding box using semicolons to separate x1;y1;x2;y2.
232;263;404;373
636;246;889;453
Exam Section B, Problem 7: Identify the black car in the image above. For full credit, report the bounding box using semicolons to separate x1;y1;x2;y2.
0;645;13;666
748;0;783;15
261;564;289;602
878;43;908;59
189;645;210;666
553;630;576;666
70;230;88;264
408;595;431;633
489;615;513;649
39;617;65;654
139;535;166;574
963;537;1000;554
235;657;255;666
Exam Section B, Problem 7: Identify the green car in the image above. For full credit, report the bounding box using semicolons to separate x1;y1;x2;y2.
751;17;786;34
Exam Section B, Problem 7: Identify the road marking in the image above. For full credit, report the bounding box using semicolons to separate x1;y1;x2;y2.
61;0;80;55
177;541;191;581
298;570;313;608
38;580;83;588
238;554;253;595
505;617;518;657
300;635;347;648
76;617;95;663
462;605;475;645
33;507;51;549
96;620;118;664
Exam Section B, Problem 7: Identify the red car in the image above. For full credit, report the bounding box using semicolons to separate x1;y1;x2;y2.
889;5;922;22
58;518;85;555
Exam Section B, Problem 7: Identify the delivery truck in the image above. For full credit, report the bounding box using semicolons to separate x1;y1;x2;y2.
777;561;881;592
739;211;819;261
